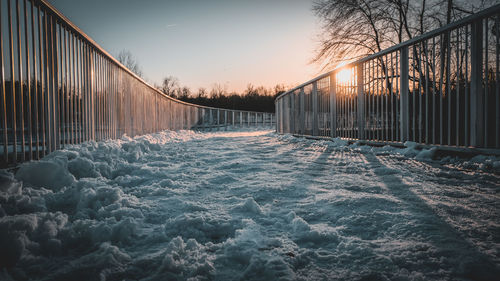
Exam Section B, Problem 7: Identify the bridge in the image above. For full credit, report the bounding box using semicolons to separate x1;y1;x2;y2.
0;1;499;280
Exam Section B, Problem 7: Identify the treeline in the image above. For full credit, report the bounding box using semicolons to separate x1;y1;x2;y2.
116;53;286;113
155;76;285;113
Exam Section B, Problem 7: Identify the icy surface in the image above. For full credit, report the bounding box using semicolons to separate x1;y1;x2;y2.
0;130;499;280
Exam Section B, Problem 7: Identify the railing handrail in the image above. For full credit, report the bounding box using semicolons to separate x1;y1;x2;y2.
276;3;500;101
39;0;269;114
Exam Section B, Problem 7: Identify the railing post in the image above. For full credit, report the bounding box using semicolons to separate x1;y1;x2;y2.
279;101;283;132
201;108;205;130
312;82;319;136
232;111;235;127
290;93;295;133
470;19;484;147
209;108;213;130
224;110;227;131
357;63;365;139
217;108;220;131
329;73;336;138
400;46;410;142
275;102;278;132
299;87;305;134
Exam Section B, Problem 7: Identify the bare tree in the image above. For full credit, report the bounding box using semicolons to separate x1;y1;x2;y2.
210;83;226;98
312;0;494;70
161;76;179;97
197;88;208;98
117;50;143;78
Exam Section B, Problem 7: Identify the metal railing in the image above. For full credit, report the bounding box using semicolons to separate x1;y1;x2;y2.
0;0;274;167
276;4;500;150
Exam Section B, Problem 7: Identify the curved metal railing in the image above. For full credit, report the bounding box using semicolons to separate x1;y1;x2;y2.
276;4;500;150
0;0;274;167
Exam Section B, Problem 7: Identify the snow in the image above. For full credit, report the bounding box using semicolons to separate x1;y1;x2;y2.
0;129;499;280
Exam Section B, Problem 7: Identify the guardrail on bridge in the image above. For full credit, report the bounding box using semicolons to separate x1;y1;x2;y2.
275;4;500;150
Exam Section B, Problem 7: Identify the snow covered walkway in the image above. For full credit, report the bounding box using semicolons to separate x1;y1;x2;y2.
1;130;499;280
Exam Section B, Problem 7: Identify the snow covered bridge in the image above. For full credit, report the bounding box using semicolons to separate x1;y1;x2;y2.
1;129;499;280
0;1;500;280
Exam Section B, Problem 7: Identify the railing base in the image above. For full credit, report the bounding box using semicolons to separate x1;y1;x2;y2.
286;133;500;158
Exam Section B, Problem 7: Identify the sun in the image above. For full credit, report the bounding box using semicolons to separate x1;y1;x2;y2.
336;68;353;84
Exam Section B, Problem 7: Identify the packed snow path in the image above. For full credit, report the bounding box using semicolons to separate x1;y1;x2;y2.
1;130;499;280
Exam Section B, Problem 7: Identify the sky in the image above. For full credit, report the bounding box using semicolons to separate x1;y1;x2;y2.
46;0;320;93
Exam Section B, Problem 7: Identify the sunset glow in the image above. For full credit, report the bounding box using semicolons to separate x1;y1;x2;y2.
336;68;354;84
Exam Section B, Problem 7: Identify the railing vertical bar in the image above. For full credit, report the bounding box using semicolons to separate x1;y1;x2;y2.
371;59;375;139
484;19;489;147
0;0;7;164
30;0;39;159
446;30;452;146
395;50;399;140
344;76;347;138
66;29;71;144
456;28;461;146
439;33;444;145
290;95;293;133
424;40;429;144
13;0;26;162
51;15;59;151
68;31;72;142
412;48;416;142
108;58;112;138
37;3;45;157
351;70;354;138
94;52;98;139
357;63;365;139
16;0;26;161
24;0;33;159
418;44;423;144
73;32;78;143
312;81;318;136
341;77;344;138
45;12;54;153
104;56;107;138
8;0;18;163
377;60;381;140
299;87;304;134
86;40;90;142
103;52;107;136
64;28;72;144
62;25;67;145
350;69;354;138
79;36;84;142
465;24;469;147
470;19;484;147
99;53;102;139
390;52;395;141
98;53;102;139
432;36;437;144
88;47;93;140
496;15;500;148
383;56;388;141
75;33;79;142
56;23;62;147
400;46;410;142
329;72;336;137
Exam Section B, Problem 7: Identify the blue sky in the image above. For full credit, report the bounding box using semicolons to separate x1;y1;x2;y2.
47;0;320;93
